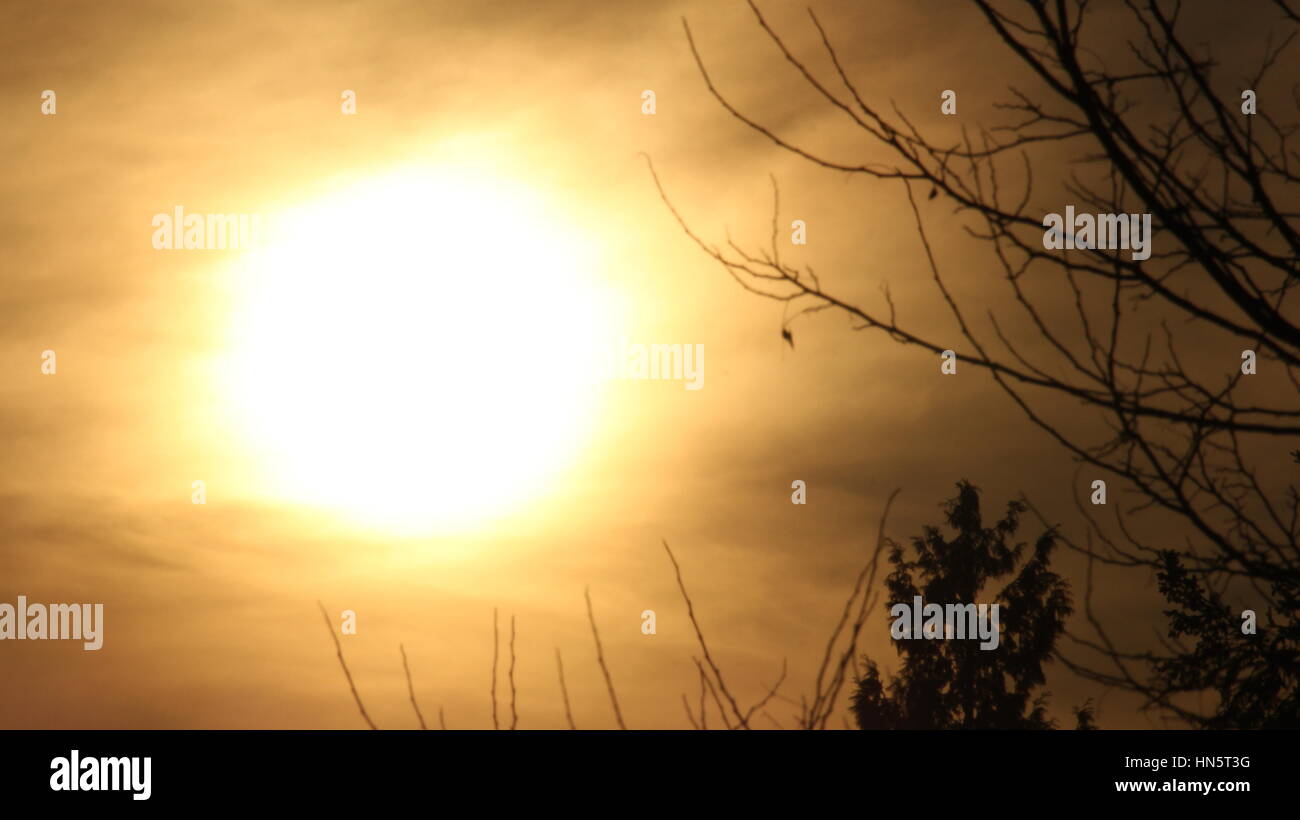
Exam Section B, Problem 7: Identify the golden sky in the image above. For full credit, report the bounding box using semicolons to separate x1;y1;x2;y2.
1;0;1284;729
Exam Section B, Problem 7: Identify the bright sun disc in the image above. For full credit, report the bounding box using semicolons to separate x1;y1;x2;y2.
219;165;613;534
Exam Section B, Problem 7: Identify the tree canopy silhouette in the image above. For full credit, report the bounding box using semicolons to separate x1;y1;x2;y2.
1150;551;1300;727
851;481;1073;729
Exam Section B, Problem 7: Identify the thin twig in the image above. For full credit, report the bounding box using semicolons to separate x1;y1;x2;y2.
698;661;709;730
400;643;427;730
491;607;499;731
663;540;747;727
682;693;701;729
810;489;900;729
694;656;733;730
555;648;577;730
742;658;789;727
317;601;377;730
509;614;518;730
585;586;628;729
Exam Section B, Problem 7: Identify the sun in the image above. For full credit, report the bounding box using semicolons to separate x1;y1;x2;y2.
217;164;615;535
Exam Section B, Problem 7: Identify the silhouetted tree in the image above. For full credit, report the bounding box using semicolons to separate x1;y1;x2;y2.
1150;551;1299;727
1072;699;1099;730
656;0;1300;725
851;481;1073;729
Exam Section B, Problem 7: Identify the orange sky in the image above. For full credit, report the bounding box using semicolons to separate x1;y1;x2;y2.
1;0;1287;729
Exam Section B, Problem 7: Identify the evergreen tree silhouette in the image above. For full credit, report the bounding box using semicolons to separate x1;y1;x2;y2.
852;481;1074;729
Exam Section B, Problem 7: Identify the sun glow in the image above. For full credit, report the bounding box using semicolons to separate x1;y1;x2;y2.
218;164;615;535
